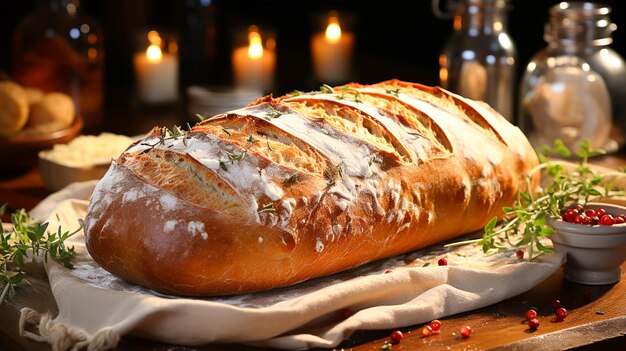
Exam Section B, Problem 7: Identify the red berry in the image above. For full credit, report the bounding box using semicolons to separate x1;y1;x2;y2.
574;215;585;224
600;214;615;225
615;216;626;224
552;299;562;309
422;325;433;336
429;319;442;332
555;307;568;320
516;250;524;259
460;325;472;338
525;309;537;320
596;208;607;217
591;216;600;225
585;209;596;217
564;209;578;222
583;216;594;225
528;318;540;330
390;330;403;343
574;204;584;212
438;257;448;266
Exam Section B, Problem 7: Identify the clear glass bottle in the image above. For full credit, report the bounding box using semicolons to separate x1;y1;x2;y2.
438;0;517;121
11;0;105;132
518;2;626;153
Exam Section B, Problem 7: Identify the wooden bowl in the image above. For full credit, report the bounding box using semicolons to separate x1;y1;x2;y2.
0;116;83;171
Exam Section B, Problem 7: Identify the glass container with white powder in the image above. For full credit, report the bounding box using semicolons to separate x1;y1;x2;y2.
518;1;626;153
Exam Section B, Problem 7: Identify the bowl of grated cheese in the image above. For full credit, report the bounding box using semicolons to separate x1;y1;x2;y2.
38;132;136;192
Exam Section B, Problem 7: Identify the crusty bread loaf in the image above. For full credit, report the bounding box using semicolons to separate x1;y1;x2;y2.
0;81;29;138
84;79;539;296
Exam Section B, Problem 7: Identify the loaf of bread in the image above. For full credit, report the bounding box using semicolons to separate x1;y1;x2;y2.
84;79;539;296
0;81;29;138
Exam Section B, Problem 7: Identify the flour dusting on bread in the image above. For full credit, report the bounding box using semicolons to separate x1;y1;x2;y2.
84;79;539;296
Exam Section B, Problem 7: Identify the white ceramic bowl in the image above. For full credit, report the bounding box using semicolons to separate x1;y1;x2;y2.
548;202;626;285
38;156;111;193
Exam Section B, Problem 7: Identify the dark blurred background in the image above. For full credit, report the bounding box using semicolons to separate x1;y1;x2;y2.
1;0;625;134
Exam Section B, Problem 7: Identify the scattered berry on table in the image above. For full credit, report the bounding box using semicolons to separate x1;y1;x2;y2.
438;257;448;266
528;318;540;330
460;325;472;338
429;319;442;332
390;330;403;343
525;309;537;320
555;307;568;321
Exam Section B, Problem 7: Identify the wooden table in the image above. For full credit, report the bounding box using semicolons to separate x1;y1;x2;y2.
2;154;626;351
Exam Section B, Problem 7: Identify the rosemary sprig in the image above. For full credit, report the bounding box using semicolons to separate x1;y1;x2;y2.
446;140;626;260
1;205;82;304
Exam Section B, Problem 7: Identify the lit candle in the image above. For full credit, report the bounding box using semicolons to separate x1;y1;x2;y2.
311;11;354;84
133;30;179;104
231;25;276;93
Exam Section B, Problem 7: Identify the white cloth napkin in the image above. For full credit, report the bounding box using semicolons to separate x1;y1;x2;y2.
20;181;564;351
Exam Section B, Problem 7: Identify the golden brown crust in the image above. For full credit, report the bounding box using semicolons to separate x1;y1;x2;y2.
84;79;539;296
0;81;29;138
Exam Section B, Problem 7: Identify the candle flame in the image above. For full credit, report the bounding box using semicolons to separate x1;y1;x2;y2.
247;25;264;60
145;30;164;62
147;30;162;46
146;44;163;63
325;12;342;43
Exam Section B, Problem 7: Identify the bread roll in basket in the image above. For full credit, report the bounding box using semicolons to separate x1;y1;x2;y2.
84;79;539;296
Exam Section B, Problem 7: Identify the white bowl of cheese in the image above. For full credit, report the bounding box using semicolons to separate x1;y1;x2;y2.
38;133;135;192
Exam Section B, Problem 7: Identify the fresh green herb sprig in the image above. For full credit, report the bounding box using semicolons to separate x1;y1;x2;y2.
446;140;626;260
265;106;283;119
318;84;363;103
140;126;189;154
1;205;83;304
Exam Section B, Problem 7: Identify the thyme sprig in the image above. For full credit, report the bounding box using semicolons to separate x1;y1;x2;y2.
318;84;362;103
1;205;82;304
385;88;401;97
446;140;626;260
265;106;283;119
140;126;189;154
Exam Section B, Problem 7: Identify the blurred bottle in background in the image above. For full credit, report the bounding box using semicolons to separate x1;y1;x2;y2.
436;0;517;121
179;0;217;89
518;1;626;153
11;0;104;132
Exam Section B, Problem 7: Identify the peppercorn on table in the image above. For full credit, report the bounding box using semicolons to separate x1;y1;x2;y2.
2;155;626;351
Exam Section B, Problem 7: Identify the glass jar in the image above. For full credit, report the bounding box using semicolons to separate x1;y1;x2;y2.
437;0;517;121
11;0;105;132
518;2;626;153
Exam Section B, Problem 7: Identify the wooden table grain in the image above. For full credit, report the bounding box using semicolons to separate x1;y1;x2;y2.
2;154;626;351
